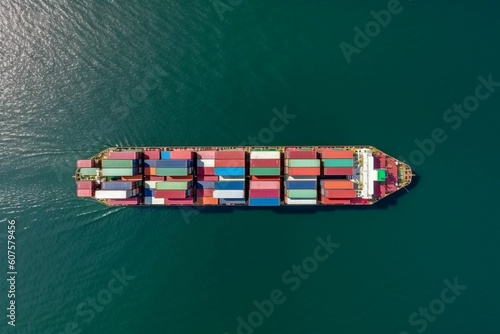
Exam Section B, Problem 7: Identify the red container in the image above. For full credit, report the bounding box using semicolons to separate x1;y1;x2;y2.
249;189;280;198
285;150;317;159
197;189;214;197
107;151;139;160
144;149;160;160
215;151;246;160
165;198;194;205
197;197;219;205
250;181;281;189
77;189;94;197
197;175;219;181
144;167;156;176
197;167;215;176
321;197;351;204
251;176;281;181
155;189;190;199
322;189;356;199
108;198;141;205
170;150;193;160
196;151;216;159
167;175;194;181
321;149;353;159
77;160;94;168
77;181;94;189
323;167;353;176
215;159;245;167
286;167;320;176
250;159;280;167
148;176;165;181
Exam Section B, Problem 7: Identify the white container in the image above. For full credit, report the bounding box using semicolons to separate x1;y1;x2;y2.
144;197;165;205
95;190;132;199
218;176;245;182
285;197;317;205
250;151;281;159
198;159;215;167
285;176;317;181
145;181;159;189
213;190;245;199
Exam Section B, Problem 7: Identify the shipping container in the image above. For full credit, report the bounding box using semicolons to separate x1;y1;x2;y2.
77;189;94;197
250;151;280;159
157;181;193;190
321;180;355;189
198;159;215;167
155;189;191;199
197;175;219;181
249;189;280;198
156;167;193;176
170;151;193;160
144;160;157;167
121;175;143;181
155;160;193;168
196;151;217;159
144;167;156;176
197;196;219;205
213;190;245;199
285;176;317;181
145;181;159;189
286;189;317;198
250;159;281;168
166;176;194;181
214;181;245;190
79;167;99;176
285;150;317;159
321;189;357;198
218;176;245;181
214;159;245;167
101;168;137;176
285;159;320;168
108;198;141;205
101;181;136;190
144;149;160;160
215;151;246;160
321;197;351;205
219;198;246;205
214;167;245;176
148;176;165;181
95;190;133;199
102;159;138;168
197;181;215;189
323;167;353;176
160;151;171;159
321;149;353;159
285;167;320;176
144;188;154;197
249;181;281;189
250;167;280;176
251;176;281;181
285;197;317;205
77;160;94;168
77;181;94;189
144;196;165;205
197;189;214;197
196;167;215;176
108;151;140;160
285;181;317;189
249;198;280;206
165;198;194;205
322;159;354;168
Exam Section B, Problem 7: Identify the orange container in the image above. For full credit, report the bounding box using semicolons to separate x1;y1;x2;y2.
197;197;219;205
285;167;320;176
322;180;354;189
144;167;156;176
214;159;246;167
321;197;351;204
322;189;356;198
321;150;353;159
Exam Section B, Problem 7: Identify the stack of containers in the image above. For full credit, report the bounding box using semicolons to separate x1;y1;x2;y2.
195;150;219;205
101;151;142;177
320;180;356;205
76;180;95;197
143;149;165;205
150;150;195;205
284;149;319;205
96;180;143;205
320;149;354;175
213;150;246;204
248;150;281;206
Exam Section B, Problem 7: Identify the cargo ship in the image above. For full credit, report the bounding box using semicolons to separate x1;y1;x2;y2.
74;146;413;206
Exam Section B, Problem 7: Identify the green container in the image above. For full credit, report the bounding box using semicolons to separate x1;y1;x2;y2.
286;189;317;198
286;159;320;167
157;181;192;190
322;159;354;167
250;167;281;175
101;168;135;176
102;159;136;168
156;167;190;176
80;167;99;176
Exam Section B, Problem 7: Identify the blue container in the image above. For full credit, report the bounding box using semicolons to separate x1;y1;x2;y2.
156;160;193;168
144;160;157;167
285;181;317;189
197;181;215;189
144;188;154;197
219;198;246;204
101;181;133;190
214;181;245;190
214;167;245;176
249;198;281;206
160;151;171;159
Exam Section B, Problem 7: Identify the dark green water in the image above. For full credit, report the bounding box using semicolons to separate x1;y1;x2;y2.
1;0;499;333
